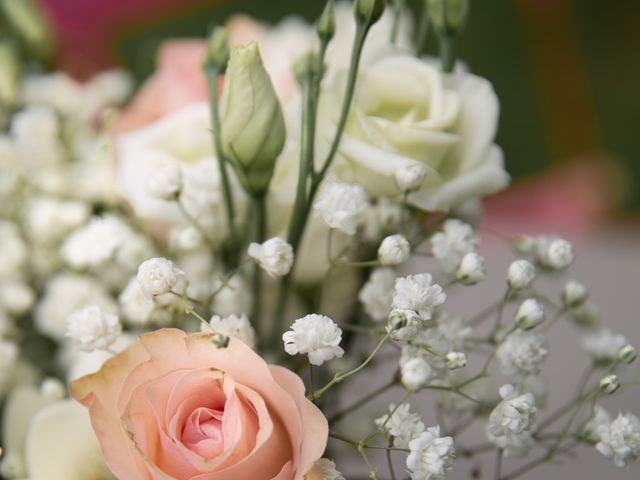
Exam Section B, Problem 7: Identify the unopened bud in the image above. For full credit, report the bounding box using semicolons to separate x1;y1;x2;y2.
427;0;469;34
515;299;544;330
562;280;588;309
599;374;620;394
354;0;386;27
293;52;321;83
317;0;336;43
507;259;536;290
445;351;466;370
394;162;428;192
456;252;485;285
619;344;637;364
204;26;230;71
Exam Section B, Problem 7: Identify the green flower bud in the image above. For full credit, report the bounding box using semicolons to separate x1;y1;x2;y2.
293;51;321;84
354;0;385;27
220;42;286;195
203;26;230;71
0;0;52;60
0;40;20;107
317;0;336;43
428;0;469;34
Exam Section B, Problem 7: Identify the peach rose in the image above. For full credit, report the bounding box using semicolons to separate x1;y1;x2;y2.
71;328;327;479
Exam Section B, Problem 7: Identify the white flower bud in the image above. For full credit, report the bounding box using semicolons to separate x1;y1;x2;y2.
147;161;182;200
401;357;432;391
562;280;588;308
65;305;122;352
445;351;467;370
40;377;66;400
515;299;545;330
378;234;410;266
313;181;369;235
248;237;294;277
394;163;428;192
599;374;620;395
544;238;575;269
513;235;536;254
507;259;536;290
387;308;421;341
619;345;637;364
137;257;182;297
456;252;486;285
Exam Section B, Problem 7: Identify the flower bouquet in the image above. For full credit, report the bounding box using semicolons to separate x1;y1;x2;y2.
0;0;638;479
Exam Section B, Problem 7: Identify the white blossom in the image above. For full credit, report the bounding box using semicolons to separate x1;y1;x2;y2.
580;405;611;443
26;197;90;244
486;384;537;457
455;252;485;285
387;308;422;341
596;413;640;467
0;280;35;316
599;374;620;395
619;344;637;364
406;426;455;480
569;301;598;326
514;299;545;330
358;268;396;322
535;236;575;269
313;181;369;235
375;403;425;449
283;314;344;366
378;234;410;266
204;313;256;349
118;276;156;326
507;259;536;290
147;160;182;200
137;257;182;297
308;458;345;480
393;273;446;322
562;280;588;308
401;357;433;391
497;330;548;378
395;162;428;192
0;221;27;278
582;328;628;364
430;219;478;273
65;305;122;352
247;237;294;277
445;352;467;370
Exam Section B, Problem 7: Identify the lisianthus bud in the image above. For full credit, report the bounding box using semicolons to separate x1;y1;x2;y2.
354;0;386;27
394;162;428;192
317;0;336;43
456;252;485;285
599;374;620;395
378;234;410;266
562;280;588;308
515;299;545;330
619;344;637;364
507;259;536;290
221;42;285;195
203;26;230;71
445;351;466;370
427;0;469;34
293;52;321;84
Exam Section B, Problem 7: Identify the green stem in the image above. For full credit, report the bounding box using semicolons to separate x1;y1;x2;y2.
329;378;397;425
251;194;267;338
391;0;406;44
309;332;391;401
439;33;456;73
204;66;239;268
416;1;430;56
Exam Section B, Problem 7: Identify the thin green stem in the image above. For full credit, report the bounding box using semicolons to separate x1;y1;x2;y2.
329;377;397;425
416;1;430;56
438;33;456;73
251;194;267;338
391;0;406;44
309;332;391;401
203;66;239;267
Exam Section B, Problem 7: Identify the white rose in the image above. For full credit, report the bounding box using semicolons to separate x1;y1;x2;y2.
317;54;509;210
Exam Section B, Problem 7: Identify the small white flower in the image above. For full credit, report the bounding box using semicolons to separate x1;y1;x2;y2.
26;197;90;243
619;344;637;364
430;219;478;273
313;181;369;235
582;328;628;365
137;257;182;297
497;330;548;378
513;235;536;254
40;377;66;401
401;356;433;391
599;374;620;394
283;314;344;366
395;162;428;192
0;280;35;316
358;268;396;322
307;458;345;480
445;352;467;370
247;237;294;277
455;252;486;285
378;234;410;266
393;273;446;321
387;308;422;341
406;426;455;480
562;280;588;308
514;299;545;330
65;305;122;352
147;160;182;200
569;301;599;326
507;259;536;290
118;276;156;325
580;405;611;443
486;384;537;457
375;403;425;449
204;313;256;349
535;236;575;269
596;413;640;467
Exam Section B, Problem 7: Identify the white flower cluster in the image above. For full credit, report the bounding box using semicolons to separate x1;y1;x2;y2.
314;181;369;235
283;314;344;366
431;219;478;273
497;330;548;378
486;384;537;457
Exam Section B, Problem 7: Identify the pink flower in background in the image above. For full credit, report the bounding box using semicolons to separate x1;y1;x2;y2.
71;328;327;479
